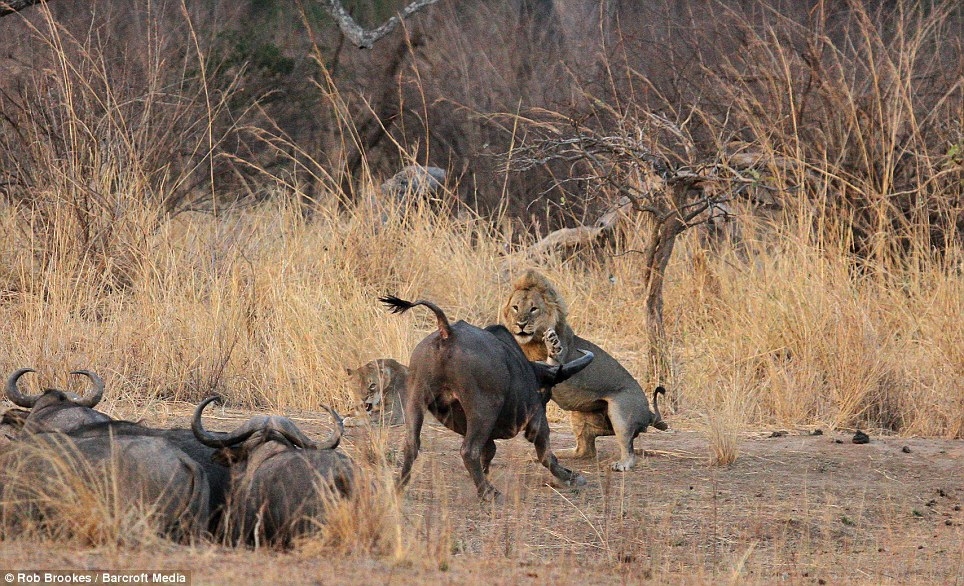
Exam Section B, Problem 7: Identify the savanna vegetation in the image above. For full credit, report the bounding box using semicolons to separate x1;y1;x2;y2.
0;1;961;583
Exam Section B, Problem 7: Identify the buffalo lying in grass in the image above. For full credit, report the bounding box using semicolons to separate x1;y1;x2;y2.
4;368;110;434
0;431;210;543
380;295;594;501
4;370;229;536
66;419;231;536
192;396;356;548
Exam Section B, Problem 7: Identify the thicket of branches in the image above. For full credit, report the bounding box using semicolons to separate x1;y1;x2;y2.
0;0;960;256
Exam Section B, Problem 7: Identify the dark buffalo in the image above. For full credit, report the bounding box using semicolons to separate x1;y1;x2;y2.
66;419;231;536
380;295;594;501
4;368;110;434
0;431;210;543
192;396;356;548
5;369;229;536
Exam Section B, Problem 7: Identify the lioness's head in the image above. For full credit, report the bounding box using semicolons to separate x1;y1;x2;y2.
501;269;568;347
345;358;408;426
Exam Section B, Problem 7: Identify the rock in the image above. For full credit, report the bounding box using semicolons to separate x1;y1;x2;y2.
381;165;447;200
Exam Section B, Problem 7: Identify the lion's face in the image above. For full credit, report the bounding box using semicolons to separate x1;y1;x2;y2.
501;288;562;346
347;360;394;412
344;358;407;427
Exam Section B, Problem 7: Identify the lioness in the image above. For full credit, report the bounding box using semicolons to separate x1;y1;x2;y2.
344;359;408;427
502;269;667;471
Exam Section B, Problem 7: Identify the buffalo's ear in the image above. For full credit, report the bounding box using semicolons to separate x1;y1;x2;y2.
1;408;29;430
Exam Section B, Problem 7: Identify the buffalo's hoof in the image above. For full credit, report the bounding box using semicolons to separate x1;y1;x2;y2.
479;486;504;504
568;473;587;488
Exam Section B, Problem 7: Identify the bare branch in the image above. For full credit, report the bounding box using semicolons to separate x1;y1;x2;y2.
0;0;47;18
320;0;441;49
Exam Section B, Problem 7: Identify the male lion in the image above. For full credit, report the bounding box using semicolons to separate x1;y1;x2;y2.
501;269;667;471
343;359;408;427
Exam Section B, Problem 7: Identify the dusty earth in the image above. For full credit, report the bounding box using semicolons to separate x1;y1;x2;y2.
1;402;961;585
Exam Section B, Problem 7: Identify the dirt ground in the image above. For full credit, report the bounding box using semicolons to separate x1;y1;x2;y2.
1;403;961;585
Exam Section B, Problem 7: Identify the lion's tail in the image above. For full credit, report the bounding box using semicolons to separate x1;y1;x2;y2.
379;295;453;340
651;386;669;431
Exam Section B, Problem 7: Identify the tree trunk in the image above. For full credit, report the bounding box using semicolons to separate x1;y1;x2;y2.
641;183;688;384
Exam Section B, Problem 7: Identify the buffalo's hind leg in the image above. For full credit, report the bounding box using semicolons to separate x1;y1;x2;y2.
525;413;587;488
461;432;500;502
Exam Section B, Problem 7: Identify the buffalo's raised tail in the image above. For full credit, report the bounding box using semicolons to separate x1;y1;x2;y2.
379;295;453;340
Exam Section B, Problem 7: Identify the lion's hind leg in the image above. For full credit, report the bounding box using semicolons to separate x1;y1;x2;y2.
607;396;645;471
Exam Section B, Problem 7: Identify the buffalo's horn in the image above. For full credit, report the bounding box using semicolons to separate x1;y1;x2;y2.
316;406;344;451
69;370;105;408
192;395;260;448
555;349;594;382
271;418;319;450
272;406;343;450
5;368;40;408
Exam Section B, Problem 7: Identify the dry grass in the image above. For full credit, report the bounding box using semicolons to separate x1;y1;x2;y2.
0;438;185;548
0;1;961;582
3;196;960;436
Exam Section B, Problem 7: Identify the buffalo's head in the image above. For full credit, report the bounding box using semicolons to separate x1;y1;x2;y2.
191;396;343;466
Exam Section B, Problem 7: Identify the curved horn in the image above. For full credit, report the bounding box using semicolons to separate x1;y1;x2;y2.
316;406;344;450
555;349;594;383
273;406;343;450
271;419;319;450
5;368;39;408
69;370;105;408
651;386;668;431
192;396;259;448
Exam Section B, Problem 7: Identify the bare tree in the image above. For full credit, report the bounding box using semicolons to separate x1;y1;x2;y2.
510;117;759;383
0;0;46;18
1;1;442;38
321;0;442;49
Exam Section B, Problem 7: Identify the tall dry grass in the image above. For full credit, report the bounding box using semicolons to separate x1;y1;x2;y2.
0;4;960;583
2;187;961;436
0;9;961;433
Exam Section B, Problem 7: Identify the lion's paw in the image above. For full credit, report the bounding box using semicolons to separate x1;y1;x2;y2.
543;328;563;364
611;458;636;472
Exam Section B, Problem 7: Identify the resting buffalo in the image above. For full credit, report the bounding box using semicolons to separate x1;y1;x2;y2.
5;369;229;536
0;431;210;542
191;396;356;547
4;368;110;434
66;419;231;535
380;295;594;501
